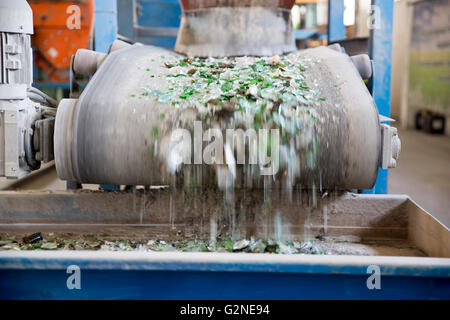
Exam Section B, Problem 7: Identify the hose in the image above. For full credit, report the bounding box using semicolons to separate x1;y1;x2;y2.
27;87;58;107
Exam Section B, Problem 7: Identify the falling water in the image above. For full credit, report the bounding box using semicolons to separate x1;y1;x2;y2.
210;216;217;247
130;52;348;251
312;182;317;208
140;187;145;225
132;187;137;221
303;207;311;242
169;191;174;229
274;211;282;243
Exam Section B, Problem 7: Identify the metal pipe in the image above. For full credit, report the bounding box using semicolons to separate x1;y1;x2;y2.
72;49;107;76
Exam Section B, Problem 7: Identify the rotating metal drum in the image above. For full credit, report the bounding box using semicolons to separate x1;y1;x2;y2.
54;43;397;190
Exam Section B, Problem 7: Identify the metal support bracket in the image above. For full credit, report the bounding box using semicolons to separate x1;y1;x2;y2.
34;117;55;163
381;124;401;169
4;109;19;178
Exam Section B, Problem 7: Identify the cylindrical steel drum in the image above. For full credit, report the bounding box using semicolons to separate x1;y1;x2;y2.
55;44;381;189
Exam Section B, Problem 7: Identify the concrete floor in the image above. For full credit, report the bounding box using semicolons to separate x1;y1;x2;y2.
389;128;450;227
0;162;66;191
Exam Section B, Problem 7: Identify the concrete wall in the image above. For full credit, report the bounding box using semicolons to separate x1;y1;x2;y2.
391;0;450;134
391;0;413;123
407;0;450;134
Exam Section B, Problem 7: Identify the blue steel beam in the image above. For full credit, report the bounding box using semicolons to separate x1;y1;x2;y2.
94;0;120;191
364;0;394;194
134;0;181;48
328;0;346;42
117;0;135;40
94;0;118;53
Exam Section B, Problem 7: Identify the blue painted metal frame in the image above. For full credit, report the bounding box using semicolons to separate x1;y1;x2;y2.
117;0;134;40
363;0;394;194
117;0;181;49
94;0;118;53
328;0;346;42
1;253;449;299
9;0;440;302
135;0;181;48
94;0;120;191
295;29;318;40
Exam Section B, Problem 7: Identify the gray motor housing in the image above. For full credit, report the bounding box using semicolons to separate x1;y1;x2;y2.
0;0;54;179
